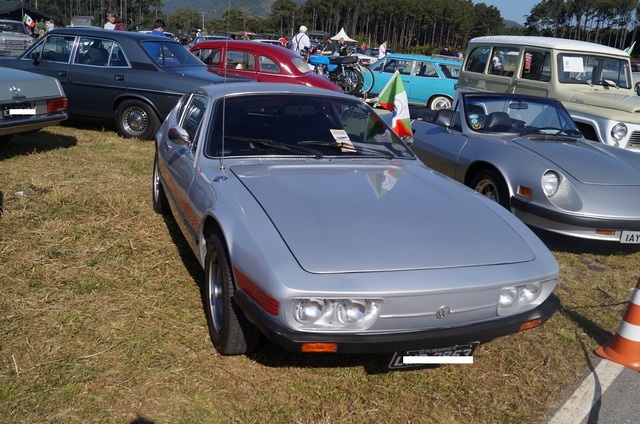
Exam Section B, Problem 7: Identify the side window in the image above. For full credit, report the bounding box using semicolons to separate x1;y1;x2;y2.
464;46;489;73
108;44;128;67
34;35;75;63
179;94;209;147
193;48;221;65
520;50;550;82
415;62;437;77
489;47;519;77
226;50;255;70
259;55;280;73
75;37;111;66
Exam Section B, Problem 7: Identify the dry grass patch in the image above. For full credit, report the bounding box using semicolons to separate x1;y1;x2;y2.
1;122;638;423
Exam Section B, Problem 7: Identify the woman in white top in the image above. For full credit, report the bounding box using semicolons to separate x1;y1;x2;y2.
378;41;387;59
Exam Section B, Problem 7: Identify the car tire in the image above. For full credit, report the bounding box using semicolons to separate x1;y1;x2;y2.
428;95;452;110
469;170;510;209
115;100;160;139
152;151;170;215
204;230;260;355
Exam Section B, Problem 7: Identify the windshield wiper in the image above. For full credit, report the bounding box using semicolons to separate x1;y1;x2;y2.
225;136;323;159
298;140;395;159
519;127;581;137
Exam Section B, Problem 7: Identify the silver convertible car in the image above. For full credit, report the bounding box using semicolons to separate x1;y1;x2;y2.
410;92;640;244
153;83;559;366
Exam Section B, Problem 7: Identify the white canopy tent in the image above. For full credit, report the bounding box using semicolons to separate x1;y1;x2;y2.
330;28;357;42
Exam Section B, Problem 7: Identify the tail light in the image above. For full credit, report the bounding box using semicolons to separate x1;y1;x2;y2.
47;98;67;113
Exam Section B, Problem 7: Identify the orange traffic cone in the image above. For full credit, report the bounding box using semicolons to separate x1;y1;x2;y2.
595;277;640;371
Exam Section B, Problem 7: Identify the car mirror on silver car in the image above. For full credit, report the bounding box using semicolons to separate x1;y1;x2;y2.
168;126;191;146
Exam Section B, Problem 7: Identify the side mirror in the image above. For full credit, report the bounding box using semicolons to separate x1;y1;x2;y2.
635;81;640;96
168;126;191;146
31;52;40;66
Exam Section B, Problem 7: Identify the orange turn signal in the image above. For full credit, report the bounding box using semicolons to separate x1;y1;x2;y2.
301;343;338;353
519;318;542;332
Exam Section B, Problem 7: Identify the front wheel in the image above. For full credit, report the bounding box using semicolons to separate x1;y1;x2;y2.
469;170;510;209
115;99;160;139
204;231;260;355
428;95;452;110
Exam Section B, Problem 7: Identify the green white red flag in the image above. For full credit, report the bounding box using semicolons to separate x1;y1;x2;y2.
23;14;35;28
375;70;412;137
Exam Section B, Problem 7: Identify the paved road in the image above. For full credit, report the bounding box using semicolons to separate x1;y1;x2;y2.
547;359;639;423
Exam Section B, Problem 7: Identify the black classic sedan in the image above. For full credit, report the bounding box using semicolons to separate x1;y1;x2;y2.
0;28;245;139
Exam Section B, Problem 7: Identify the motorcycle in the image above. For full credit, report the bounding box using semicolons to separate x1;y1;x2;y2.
305;49;363;95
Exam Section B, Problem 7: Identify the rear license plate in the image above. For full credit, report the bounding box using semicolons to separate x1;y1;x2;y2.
389;342;479;369
3;103;35;117
621;231;640;244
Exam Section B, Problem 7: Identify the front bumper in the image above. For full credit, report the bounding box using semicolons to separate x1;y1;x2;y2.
235;292;560;354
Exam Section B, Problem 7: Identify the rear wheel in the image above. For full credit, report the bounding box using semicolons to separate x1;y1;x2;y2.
335;67;363;95
428;95;452;110
204;231;260;355
116;99;160;139
152;151;170;215
359;66;375;96
469;170;510;209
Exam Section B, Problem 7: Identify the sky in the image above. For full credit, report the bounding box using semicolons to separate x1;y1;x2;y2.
473;0;540;25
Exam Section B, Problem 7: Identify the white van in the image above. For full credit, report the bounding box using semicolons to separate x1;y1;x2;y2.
457;35;640;151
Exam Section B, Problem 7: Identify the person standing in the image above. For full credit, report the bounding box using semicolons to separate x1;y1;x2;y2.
104;11;116;30
337;37;348;57
291;25;310;56
114;15;127;31
151;19;166;37
378;40;387;59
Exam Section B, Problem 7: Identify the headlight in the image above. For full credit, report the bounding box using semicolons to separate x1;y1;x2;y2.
294;299;326;324
498;282;542;315
541;171;559;197
611;123;627;141
289;298;382;330
337;300;367;324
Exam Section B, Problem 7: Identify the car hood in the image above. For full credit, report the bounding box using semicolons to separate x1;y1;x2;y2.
231;161;536;273
568;91;640;113
0;68;63;97
511;137;640;185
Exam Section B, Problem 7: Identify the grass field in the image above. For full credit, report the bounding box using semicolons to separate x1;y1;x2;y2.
1;121;638;423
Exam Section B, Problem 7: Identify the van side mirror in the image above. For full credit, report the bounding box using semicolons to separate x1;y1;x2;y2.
635;81;640;96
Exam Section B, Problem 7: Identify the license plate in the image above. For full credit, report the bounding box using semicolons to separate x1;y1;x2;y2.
389;342;479;369
3;103;35;117
621;231;640;244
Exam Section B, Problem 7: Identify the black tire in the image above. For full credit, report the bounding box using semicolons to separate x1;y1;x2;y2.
204;231;260;355
335;67;363;95
115;99;160;139
152;151;170;215
469;170;510;209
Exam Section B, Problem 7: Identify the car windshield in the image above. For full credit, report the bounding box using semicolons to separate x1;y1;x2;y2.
557;53;632;89
0;21;29;35
205;94;414;159
142;40;203;67
462;94;580;135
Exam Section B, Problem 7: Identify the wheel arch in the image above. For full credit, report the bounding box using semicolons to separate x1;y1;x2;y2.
464;161;513;198
112;94;162;118
427;94;453;109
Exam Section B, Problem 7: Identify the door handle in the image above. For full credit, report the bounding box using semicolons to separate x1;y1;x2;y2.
114;75;124;81
57;71;66;76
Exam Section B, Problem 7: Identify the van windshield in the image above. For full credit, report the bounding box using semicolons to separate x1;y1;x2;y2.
557;54;631;89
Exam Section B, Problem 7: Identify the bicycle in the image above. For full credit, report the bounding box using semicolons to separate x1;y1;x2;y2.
355;61;375;98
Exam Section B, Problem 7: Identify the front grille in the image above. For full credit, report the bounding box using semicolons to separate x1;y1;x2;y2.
627;131;640;149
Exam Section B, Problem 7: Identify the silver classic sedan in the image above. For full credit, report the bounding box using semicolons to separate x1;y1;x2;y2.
410;92;640;244
152;83;559;367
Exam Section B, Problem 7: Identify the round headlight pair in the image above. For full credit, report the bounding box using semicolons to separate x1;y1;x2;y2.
498;283;542;313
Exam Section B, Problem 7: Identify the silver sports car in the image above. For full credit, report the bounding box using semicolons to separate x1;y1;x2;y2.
153;83;559;366
410;92;640;244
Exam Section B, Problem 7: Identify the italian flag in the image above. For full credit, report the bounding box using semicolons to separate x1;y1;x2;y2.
375;70;412;137
23;14;35;28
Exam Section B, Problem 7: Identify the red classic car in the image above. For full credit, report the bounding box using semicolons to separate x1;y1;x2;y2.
190;40;342;92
